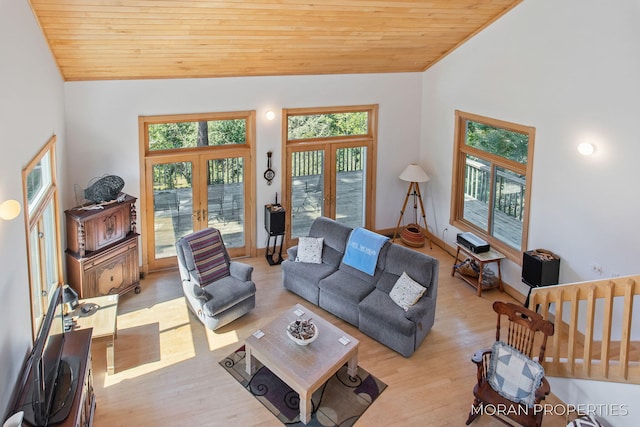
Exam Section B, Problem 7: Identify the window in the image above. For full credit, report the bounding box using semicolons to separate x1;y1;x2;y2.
451;111;535;261
22;136;63;336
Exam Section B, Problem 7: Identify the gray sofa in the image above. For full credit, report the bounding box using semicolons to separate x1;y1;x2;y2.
282;217;439;357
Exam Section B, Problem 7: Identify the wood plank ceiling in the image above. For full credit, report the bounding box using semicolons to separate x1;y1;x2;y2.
29;0;522;81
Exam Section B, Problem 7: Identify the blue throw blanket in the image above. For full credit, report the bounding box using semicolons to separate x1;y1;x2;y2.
342;228;389;276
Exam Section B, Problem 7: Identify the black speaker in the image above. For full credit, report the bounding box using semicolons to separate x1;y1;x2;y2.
522;250;560;287
265;204;285;235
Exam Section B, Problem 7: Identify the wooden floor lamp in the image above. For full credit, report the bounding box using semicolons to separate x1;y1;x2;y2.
392;163;432;249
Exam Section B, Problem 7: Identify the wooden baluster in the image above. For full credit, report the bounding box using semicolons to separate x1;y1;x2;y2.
552;289;563;375
600;281;615;379
568;287;579;376
619;278;636;380
583;284;596;378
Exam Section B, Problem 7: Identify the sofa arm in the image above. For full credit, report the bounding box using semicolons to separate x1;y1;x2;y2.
229;261;253;282
404;294;435;323
287;245;298;261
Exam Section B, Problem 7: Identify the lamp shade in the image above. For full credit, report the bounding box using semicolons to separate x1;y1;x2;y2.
399;164;430;183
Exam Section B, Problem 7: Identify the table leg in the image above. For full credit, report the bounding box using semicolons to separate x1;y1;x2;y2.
245;345;254;375
451;247;461;276
300;390;312;424
347;352;358;378
106;336;115;375
497;259;504;292
477;261;484;297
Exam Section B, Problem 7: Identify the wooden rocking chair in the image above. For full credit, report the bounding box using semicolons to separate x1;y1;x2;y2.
466;301;554;427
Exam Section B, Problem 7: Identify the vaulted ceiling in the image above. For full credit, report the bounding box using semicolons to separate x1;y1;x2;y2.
29;0;522;81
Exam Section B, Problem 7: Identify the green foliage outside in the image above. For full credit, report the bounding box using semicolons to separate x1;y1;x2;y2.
288;112;367;140
149;119;246;151
466;120;528;165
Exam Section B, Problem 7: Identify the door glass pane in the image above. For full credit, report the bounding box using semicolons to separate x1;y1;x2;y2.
291;150;324;238
207;157;244;248
463;155;490;231
336;146;366;228
153;162;193;259
492;167;525;249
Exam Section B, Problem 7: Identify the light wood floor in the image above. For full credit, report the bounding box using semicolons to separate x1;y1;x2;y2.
90;243;573;426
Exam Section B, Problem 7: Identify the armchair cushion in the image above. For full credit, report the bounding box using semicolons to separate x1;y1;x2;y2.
487;341;545;408
182;228;230;286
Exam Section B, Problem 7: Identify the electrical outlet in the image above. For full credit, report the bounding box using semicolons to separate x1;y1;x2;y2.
591;263;603;275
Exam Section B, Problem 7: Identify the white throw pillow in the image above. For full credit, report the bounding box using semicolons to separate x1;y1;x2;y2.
389;272;427;311
295;237;324;264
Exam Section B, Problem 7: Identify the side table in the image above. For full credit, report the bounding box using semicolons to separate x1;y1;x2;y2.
71;294;119;374
452;244;505;297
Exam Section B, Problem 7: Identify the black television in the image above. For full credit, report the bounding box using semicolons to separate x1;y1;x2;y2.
21;286;78;426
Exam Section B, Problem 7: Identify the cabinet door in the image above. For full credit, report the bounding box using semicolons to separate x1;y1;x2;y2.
83;240;138;296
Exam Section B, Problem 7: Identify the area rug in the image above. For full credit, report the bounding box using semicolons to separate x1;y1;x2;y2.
220;346;387;426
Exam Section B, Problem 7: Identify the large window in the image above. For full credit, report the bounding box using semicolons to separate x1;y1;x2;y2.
22;136;63;336
451;111;535;261
283;105;377;241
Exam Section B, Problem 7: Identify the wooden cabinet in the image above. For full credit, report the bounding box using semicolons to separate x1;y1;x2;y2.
13;329;95;427
65;194;140;298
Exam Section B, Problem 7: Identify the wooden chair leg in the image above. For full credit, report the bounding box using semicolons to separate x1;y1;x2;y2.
466;399;482;425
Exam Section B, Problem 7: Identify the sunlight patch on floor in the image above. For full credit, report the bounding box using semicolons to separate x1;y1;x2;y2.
102;295;198;387
205;327;240;351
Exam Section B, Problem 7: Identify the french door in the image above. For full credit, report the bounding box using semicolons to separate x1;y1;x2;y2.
283;105;377;243
140;112;255;273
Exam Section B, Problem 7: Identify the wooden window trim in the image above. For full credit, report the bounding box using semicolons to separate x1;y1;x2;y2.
450;110;535;263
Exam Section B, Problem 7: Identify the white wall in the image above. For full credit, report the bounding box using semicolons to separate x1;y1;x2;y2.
0;0;66;418
420;0;640;425
63;73;423;244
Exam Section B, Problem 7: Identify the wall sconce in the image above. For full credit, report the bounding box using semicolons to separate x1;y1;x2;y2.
265;111;276;121
577;142;595;156
0;199;21;220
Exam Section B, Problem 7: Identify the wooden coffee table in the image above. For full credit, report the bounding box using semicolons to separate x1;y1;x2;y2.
72;294;119;374
244;303;359;425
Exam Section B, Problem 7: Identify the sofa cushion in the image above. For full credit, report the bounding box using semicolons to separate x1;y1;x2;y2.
200;276;256;317
487;341;545;408
319;270;376;305
359;289;416;337
182;228;230;286
389;272;427;312
308;217;352;268
381;243;434;288
296;236;324;264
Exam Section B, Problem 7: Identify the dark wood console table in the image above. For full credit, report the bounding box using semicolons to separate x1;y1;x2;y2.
12;329;95;427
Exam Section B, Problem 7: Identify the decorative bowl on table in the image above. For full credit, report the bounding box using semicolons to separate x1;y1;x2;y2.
286;319;318;346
